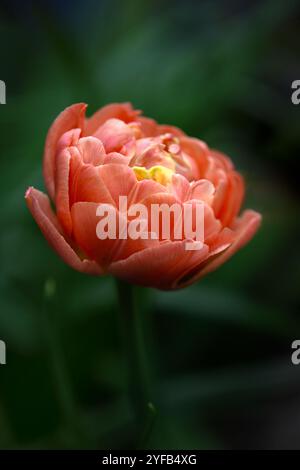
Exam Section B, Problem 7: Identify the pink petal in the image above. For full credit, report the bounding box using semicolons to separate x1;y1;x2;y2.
156;124;185;137
71;202;155;268
109;240;209;290
190;179;215;204
218;171;245;226
85;102;140;135
56;128;82;156
94;118;140;153
25;187;102;275
128;179;167;206
137;116;158;136
76;136;105;165
70;158;115;206
182;210;262;286
180;137;209;179
55;148;72;236
43;103;87;201
104;152;131;165
171;174;191;202
98;164;137;205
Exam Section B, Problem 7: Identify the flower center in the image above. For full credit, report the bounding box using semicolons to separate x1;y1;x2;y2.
133;165;174;185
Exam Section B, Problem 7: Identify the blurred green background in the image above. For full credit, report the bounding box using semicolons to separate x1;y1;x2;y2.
0;0;300;450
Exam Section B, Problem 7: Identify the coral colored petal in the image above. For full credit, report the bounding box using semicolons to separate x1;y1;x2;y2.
93;118;140;153
98;164;137;205
55;148;72;236
210;149;234;171
109;241;209;290
85;102;140;135
71;163;115;206
76;137;105;165
128;179;167;206
171;174;191;202
25;187;102;274
180;137;209;179
104;152;131;165
71;202;154;267
190;179;215;204
43;103;87;201
139;192;184;241
219;171;245;226
212;169;228;217
71;202;115;266
138;116;158;136
56;128;82;156
156;124;185;137
182;210;262;287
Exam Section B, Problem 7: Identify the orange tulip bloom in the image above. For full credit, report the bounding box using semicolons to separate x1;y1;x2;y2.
26;103;261;289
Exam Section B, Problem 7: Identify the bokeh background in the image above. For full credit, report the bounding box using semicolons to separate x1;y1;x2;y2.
0;0;300;450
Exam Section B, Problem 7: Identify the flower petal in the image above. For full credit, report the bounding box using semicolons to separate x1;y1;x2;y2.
55;148;72;235
137;116;158;136
109;240;209;290
76;136;105;165
93;119;140;153
171;174;190;202
98;164;137;205
156;124;185;137
218;171;245;226
43;103;87;201
70;157;115;206
71;202;155;268
85;102;140;135
180;210;262;286
180;137;209;179
25;187;102;274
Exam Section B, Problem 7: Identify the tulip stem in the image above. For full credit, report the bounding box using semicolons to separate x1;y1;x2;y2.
43;278;93;448
116;279;153;439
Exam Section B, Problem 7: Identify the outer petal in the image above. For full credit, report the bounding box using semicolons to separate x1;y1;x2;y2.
109;240;209;290
85;102;140;135
55;138;106;235
218;171;245;226
55;148;72;236
43;103;86;200
25;187;102;275
178;210;262;288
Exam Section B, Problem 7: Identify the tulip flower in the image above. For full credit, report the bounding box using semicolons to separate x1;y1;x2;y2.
26;102;261;439
25;102;261;290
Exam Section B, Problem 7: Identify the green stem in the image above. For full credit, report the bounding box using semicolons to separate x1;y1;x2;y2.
116;279;152;427
43;279;92;448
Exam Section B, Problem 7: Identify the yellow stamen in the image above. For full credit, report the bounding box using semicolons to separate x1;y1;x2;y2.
133;165;174;185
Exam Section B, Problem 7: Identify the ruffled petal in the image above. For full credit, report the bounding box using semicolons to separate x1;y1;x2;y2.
93;119;140;153
71;202;156;268
43;103;86;201
55;148;72;235
109;240;209;290
25;187;102;274
98;164;137;205
180;137;209;179
180;210;262;287
85;102;140;135
137;116;158;136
